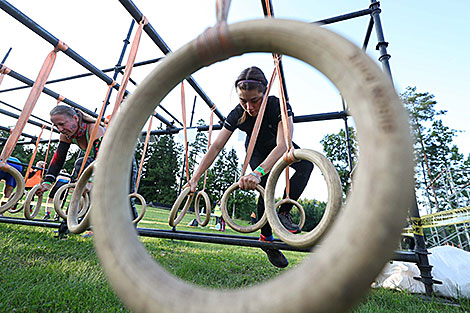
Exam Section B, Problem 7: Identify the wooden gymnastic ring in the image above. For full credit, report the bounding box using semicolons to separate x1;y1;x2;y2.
53;182;75;220
91;19;414;313
67;162;95;234
0;164;25;214
220;182;267;233
193;190;211;227
77;192;90;218
129;192;147;224
266;149;342;248
23;184;43;220
8;190;27;214
168;187;194;227
275;198;306;230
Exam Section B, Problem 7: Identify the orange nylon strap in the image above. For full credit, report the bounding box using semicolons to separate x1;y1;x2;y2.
240;69;278;176
216;0;231;24
0;47;62;166
24;126;45;181
181;82;190;182
41;127;54;178
264;0;273;17
135;114;153;191
202;104;217;190
76;83;115;178
274;57;292;150
0;65;11;87
41;97;64;178
109;16;148;124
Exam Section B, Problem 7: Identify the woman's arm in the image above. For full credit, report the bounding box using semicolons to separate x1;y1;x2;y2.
239;116;294;190
188;127;233;192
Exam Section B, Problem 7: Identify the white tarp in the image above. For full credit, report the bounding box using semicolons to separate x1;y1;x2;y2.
373;246;470;299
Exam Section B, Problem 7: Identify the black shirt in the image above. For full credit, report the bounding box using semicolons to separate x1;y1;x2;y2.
223;96;294;156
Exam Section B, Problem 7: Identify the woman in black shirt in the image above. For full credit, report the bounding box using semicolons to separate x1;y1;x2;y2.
188;66;313;268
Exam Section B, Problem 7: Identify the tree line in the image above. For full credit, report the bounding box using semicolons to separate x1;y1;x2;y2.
321;86;470;214
4;86;465;222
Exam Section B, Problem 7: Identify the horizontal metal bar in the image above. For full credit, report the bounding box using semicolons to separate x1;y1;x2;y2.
0;216;60;228
393;251;419;263
118;0;225;122
0;217;424;262
0;108;57;132
0;125;37;140
293;111;348;123
16;138;60;145
147;111;348;136
0;99;52;126
313;8;371;25
3;68;98;117
0;57;163;94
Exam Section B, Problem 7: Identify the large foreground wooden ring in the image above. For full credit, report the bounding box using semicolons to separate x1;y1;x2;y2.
266;149;342;248
0;164;25;214
92;19;414;313
169;187;194;227
220;182;267;233
67;162;95;234
194;191;211;227
23;184;43;219
275;198;306;230
129;192;147;224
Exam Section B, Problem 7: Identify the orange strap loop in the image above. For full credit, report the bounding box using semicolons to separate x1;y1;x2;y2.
135;114;153;192
54;40;68;52
240;68;278;176
181;82;191;182
109;16;147;124
76;83;114;178
201;104;217;190
57;94;66;104
24;126;45;181
0;47;62;165
0;65;11;87
0;65;11;74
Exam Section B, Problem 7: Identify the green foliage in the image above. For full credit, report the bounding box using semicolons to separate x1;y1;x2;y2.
138;134;182;205
320;126;358;197
0;220;467;312
401;87;469;212
295;198;327;232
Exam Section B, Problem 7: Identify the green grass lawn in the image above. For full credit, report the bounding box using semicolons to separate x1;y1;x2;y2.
1;187;469;312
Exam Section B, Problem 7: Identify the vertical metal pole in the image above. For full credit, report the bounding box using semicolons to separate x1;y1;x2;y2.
464;223;470;251
261;0;289;102
189;96;197;128
410;194;438;296
100;20;135;116
362;18;374;50
1;47;12;64
370;0;436;295
369;0;393;84
455;224;463;249
341;96;353;173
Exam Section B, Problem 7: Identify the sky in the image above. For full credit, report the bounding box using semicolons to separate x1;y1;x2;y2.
1;0;469;205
